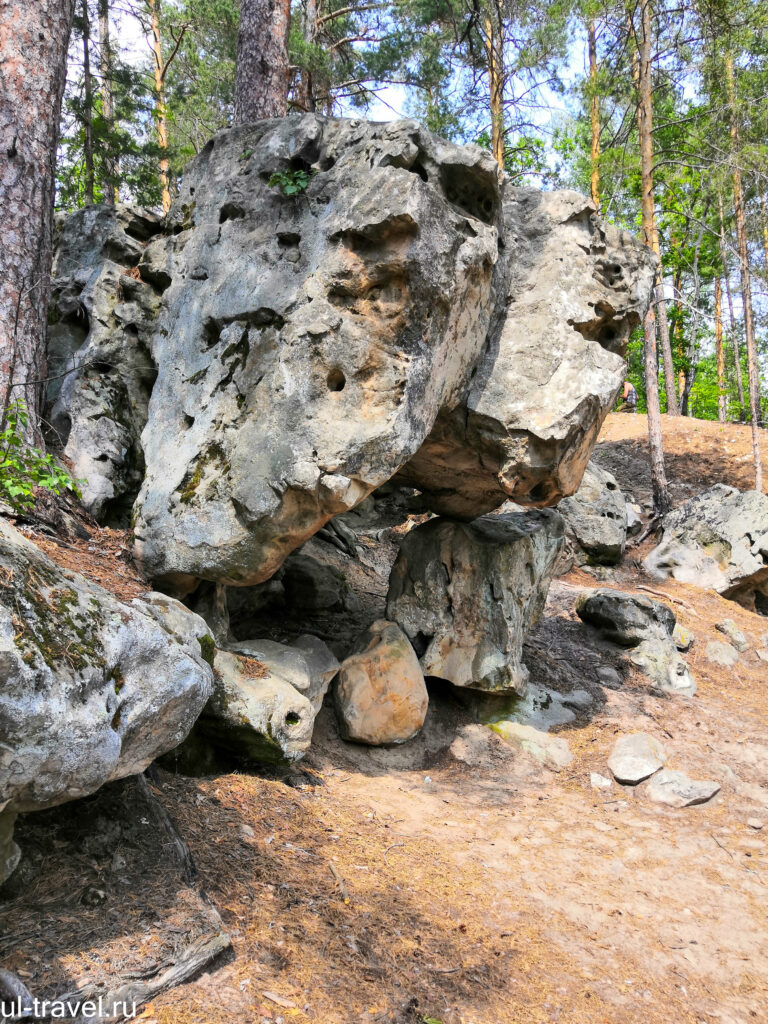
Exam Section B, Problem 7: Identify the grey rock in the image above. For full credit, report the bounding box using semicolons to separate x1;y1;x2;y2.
281;554;347;611
387;509;564;693
715;619;748;652
608;733;667;784
292;633;340;711
491;721;573;772
644;484;768;614
673;623;695;651
226;637;312;692
596;665;622;688
196;648;315;764
645;770;720;808
0;519;213;816
556;462;627;567
704;640;739;668
628;638;697;697
757;649;768;664
576;589;676;646
590;772;612;790
561;688;594;710
132;116;503;591
47;205;164;524
625;502;643;537
334;620;428;745
397;189;656;516
0;810;19;885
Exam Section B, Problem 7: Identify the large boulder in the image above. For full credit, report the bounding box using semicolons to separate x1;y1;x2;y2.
396;190;656;516
0;520;214;878
334;620;428;745
644;485;768;614
47;205;164;524
195;649;316;764
556;461;627;567
386;509;564;693
171;633;339;768
576;589;696;696
132;116;503;591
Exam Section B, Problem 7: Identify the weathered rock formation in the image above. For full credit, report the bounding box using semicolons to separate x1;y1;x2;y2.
334;620;428;745
48;116;655;595
387;509;564;693
132;117;502;592
396;190;656;516
0;520;213;880
576;589;695;696
48;205;163;522
556;461;627;568
644;485;768;614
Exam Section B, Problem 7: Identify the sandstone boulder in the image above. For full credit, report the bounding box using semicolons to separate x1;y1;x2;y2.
48;205;163;523
132;116;502;591
608;733;666;784
0;520;213;853
577;589;696;696
387;509;564;693
556;461;627;567
644;485;768;614
334;620;428;745
195;648;316;764
396;189;656;516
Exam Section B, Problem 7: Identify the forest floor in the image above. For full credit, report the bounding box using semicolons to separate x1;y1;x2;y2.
2;414;768;1024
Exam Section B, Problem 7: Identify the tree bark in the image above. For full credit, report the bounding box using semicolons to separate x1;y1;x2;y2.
632;0;670;512
717;190;745;415
234;0;291;123
725;53;763;491
297;0;318;112
715;276;726;422
98;0;118;204
588;19;600;210
0;0;77;440
484;12;505;169
148;0;172;214
635;0;678;416
81;0;96;205
643;304;670;513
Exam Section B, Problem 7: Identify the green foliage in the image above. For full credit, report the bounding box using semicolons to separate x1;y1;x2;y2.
268;168;314;196
0;402;82;512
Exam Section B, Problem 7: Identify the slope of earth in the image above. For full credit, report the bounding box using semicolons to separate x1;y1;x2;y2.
594;412;768;505
1;414;767;1024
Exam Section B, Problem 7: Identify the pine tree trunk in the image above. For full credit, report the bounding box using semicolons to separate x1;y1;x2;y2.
0;0;77;440
149;0;172;214
485;14;505;169
82;0;96;205
715;277;726;422
633;0;670;512
726;54;763;491
297;0;318;112
718;190;745;415
635;0;678;416
588;20;600;210
98;0;118;204
234;0;291;123
643;305;670;513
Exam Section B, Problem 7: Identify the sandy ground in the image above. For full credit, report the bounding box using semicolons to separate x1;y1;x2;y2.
2;414;767;1024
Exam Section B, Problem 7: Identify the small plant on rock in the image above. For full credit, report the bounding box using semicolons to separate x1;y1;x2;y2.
0;399;82;511
268;168;314;196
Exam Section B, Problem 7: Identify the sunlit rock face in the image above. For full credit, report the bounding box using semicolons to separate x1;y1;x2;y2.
397;189;657;517
132;115;502;591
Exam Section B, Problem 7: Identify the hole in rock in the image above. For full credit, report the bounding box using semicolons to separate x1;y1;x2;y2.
327;368;346;392
219;202;247;224
411;161;429;182
285;712;302;727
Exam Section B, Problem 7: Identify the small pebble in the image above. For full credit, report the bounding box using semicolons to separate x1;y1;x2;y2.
746;818;764;830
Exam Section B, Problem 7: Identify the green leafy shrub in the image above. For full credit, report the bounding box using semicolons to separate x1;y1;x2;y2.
268;168;314;196
0;400;82;511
